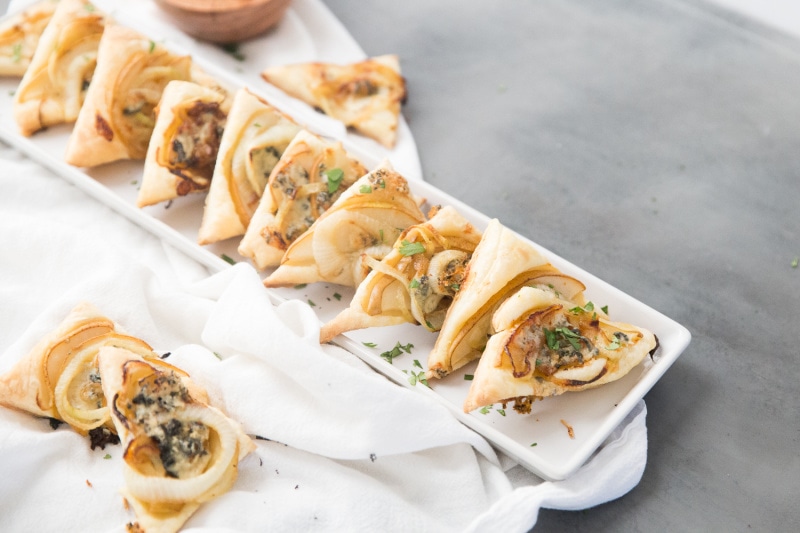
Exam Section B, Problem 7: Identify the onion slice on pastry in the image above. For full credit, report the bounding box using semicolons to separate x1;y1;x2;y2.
0;0;57;77
462;286;657;412
262;55;406;148
98;346;254;533
238;129;367;269
320;205;481;342
198;87;301;245
12;0;106;136
262;160;426;288
427;219;587;379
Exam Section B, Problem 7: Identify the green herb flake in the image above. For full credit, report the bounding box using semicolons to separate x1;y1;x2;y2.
570;301;595;314
333;292;342;301
601;305;609;314
294;283;307;289
792;257;799;268
479;405;492;415
412;359;422;369
213;351;223;360
359;184;373;194
84;3;95;12
409;278;420;289
379;229;384;243
606;337;621;351
253;122;262;128
8;90;15;96
530;442;538;447
464;374;474;381
220;42;245;61
220;253;236;265
103;453;111;459
324;168;344;194
497;409;506;417
12;43;22;63
130;180;138;186
450;283;460;291
307;299;316;307
148;40;155;53
362;342;377;348
398;240;425;256
379;341;412;364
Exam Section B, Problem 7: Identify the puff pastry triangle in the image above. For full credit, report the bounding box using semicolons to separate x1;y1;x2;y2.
427;219;588;379
320;205;482;343
262;55;406;148
238;129;367;269
0;0;58;77
12;0;106;136
138;80;229;208
263;160;426;288
64;23;194;167
197;87;301;245
463;286;657;412
98;345;254;533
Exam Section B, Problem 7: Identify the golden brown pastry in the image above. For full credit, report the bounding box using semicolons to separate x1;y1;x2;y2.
12;0;106;136
64;23;194;167
138;80;228;208
98;345;254;533
0;302;162;437
427;219;587;379
197;87;301;245
0;0;58;77
463;286;657;412
320;205;481;343
238;129;367;270
262;161;426;288
262;55;406;148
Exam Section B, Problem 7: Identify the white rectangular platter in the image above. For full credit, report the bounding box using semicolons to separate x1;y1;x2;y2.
0;7;690;482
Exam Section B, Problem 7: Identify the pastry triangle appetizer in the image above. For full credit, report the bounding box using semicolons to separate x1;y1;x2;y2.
198;87;301;245
427;219;587;379
262;55;406;148
263;161;426;288
64;23;194;167
238;129;367;269
0;0;57;77
320;205;481;343
0;302;161;437
98;345;255;533
138;80;229;208
463;286;657;413
12;0;106;136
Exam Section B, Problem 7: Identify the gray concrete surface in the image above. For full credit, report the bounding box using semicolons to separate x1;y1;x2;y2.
324;0;799;530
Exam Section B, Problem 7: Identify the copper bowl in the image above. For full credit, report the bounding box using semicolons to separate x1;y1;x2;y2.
154;0;293;44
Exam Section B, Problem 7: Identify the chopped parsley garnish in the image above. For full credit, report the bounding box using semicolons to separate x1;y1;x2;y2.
253;122;262;128
213;351;223;360
130;180;138;186
220;253;236;265
379;341;414;364
792;257;799;268
450;283;460;291
12;43;22;63
324;168;344;194
601;305;609;315
307;299;316;307
148;40;155;53
412;359;422;369
379;229;384;243
333;292;342;301
409;278;420;289
464;374;474;381
570;301;594;314
497;409;506;417
479;405;492;414
359;184;373;194
398;240;425;256
103;453;111;459
362;342;377;348
84;3;95;12
544;327;585;352
530;442;538;447
294;283;307;289
220;42;245;61
405;370;428;387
